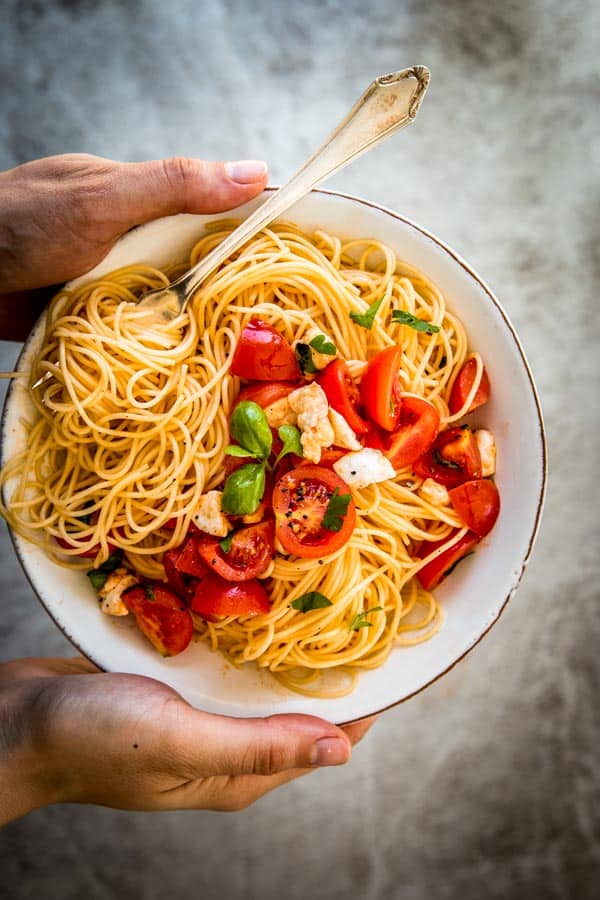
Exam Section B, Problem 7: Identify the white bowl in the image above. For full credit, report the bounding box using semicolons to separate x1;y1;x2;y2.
1;190;546;724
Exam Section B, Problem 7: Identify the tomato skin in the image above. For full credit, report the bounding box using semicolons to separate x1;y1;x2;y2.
360;345;403;432
414;426;482;488
196;521;274;581
123;584;194;656
449;358;491;415
318;359;369;435
378;396;440;470
174;535;211;578
235;381;296;410
163;548;196;600
190;571;271;618
416;530;480;590
294;447;347;470
448;479;500;538
272;465;356;559
230;319;300;381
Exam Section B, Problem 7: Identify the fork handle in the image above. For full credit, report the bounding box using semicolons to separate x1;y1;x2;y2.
179;66;430;299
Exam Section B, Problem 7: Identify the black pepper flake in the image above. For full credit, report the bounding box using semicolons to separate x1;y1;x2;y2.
350;471;357;476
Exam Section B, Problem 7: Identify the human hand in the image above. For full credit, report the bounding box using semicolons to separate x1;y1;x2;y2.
0;657;375;825
0;153;268;340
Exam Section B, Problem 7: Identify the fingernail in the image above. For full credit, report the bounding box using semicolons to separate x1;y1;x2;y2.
309;737;350;767
225;159;268;184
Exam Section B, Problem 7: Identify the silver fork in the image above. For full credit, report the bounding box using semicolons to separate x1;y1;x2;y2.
137;66;430;321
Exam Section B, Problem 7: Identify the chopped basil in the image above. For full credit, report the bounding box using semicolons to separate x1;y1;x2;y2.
219;533;234;553
88;570;109;592
229;401;272;460
222;462;266;515
391;309;440;334
350;606;383;630
295;342;318;375
309;334;337;356
145;584;155;600
291;591;333;612
86;549;124;594
224;444;259;459
274;424;303;467
322;488;352;533
349;296;384;330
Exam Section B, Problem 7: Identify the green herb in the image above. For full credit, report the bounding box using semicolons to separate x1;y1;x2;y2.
145;584;155;600
86;549;124;593
350;606;383;630
222;462;266;516
229;401;272;460
309;334;337;356
349;296;384;330
291;591;333;612
224;444;259;459
391;309;440;334
219;533;234;553
274;425;303;467
295;342;318;375
322;488;352;533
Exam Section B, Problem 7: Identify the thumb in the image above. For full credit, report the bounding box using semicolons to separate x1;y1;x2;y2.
179;711;352;777
115;157;268;223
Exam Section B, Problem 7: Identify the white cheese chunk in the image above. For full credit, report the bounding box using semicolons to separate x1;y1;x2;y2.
288;382;335;463
293;326;338;372
475;429;496;477
419;478;450;506
328;408;361;451
264;396;297;428
333;447;395;489
192;490;231;537
99;568;138;617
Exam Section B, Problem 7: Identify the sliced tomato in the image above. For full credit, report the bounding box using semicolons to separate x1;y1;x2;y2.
318;359;369;435
123;583;193;656
55;536;105;559
377;396;440;470
191;571;271;619
272;465;356;559
416;530;480;590
196;521;274;581
230;319;300;381
449;357;491;415
414;426;482;488
162;548;196;600
449;479;500;538
360;345;403;432
295;447;347;470
236;381;296;410
174;535;210;578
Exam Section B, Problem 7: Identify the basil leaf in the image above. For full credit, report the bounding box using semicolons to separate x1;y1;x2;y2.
291;591;333;612
349;296;384;330
321;488;352;533
274;425;303;467
350;606;383;630
86;549;124;593
391;309;440;334
219;533;234;553
88;570;109;592
145;584;155;600
224;444;259;459
229;401;272;460
295;343;318;375
309;334;336;356
222;462;266;515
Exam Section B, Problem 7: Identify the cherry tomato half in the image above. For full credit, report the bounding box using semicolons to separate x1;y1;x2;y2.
373;396;440;470
272;465;356;559
414;426;482;488
174;534;211;578
318;359;369;435
448;479;500;538
190;571;271;619
415;530;480;591
230;319;300;381
196;521;274;581
235;381;297;410
360;345;404;432
123;583;193;657
449;357;491;415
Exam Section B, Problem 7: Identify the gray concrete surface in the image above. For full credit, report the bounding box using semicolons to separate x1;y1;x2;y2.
1;1;598;898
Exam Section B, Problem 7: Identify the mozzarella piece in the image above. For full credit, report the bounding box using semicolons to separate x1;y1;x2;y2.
475;429;496;477
192;490;230;537
288;383;335;463
328;408;361;451
99;568;138;617
293;326;338;372
264;396;297;428
333;447;395;489
419;478;449;506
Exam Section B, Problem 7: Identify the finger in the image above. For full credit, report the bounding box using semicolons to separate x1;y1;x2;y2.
341;714;378;746
0;655;100;681
115;157;268;224
175;711;352;778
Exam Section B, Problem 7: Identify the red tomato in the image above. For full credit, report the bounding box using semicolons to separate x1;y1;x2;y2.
449;479;500;538
123;584;193;656
55;536;106;559
191;571;271;619
449;357;491;415
416;530;480;590
378;396;440;470
360;345;403;432
295;447;347;469
230;319;300;381
162;548;196;600
236;381;296;409
196;521;274;581
414;426;482;488
174;535;211;578
272;465;356;559
318;359;369;435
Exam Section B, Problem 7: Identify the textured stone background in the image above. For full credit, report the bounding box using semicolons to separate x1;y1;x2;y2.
0;1;598;898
